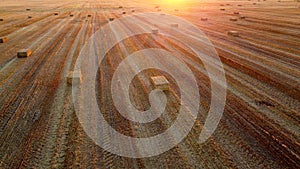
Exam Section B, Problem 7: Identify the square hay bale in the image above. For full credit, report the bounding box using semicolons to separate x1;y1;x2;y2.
220;8;226;11
171;23;179;28
17;49;32;58
230;18;238;21
228;31;239;37
150;76;170;91
152;29;159;34
0;19;3;21
70;14;74;17
201;17;208;21
67;71;82;85
88;14;91;17
28;16;32;19
119;6;123;8
26;9;31;11
54;13;58;15
0;37;8;43
109;17;114;21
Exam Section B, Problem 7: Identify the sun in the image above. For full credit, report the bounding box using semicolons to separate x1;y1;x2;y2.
162;0;189;7
165;0;186;4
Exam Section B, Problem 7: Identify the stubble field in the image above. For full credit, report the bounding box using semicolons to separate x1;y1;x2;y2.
0;0;299;168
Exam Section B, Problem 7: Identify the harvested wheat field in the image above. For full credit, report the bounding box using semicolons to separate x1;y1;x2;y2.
0;0;299;168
